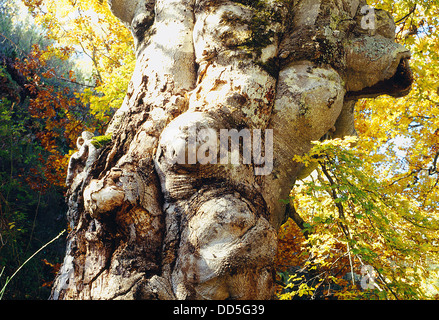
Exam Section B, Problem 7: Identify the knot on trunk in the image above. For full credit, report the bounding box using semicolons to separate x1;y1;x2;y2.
66;131;101;188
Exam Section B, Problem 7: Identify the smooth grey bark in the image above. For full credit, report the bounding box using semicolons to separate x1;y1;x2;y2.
51;0;413;300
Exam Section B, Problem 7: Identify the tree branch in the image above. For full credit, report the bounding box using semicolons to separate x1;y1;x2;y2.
395;5;417;24
285;203;309;238
320;161;350;238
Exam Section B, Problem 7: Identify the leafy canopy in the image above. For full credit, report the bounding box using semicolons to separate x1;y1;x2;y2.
23;0;135;131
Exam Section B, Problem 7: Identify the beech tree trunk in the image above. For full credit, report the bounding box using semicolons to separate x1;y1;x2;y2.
51;0;412;300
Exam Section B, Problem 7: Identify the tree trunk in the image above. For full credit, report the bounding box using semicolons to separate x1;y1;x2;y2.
51;0;412;300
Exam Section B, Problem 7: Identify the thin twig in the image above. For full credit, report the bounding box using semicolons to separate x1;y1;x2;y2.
395;5;417;24
25;190;42;254
346;242;355;286
0;229;66;300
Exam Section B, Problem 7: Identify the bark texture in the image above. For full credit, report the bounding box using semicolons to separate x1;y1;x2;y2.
51;0;413;300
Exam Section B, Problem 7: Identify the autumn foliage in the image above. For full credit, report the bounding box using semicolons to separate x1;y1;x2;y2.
12;44;85;188
275;0;439;299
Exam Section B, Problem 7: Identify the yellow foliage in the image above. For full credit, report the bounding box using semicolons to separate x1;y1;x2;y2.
24;0;135;130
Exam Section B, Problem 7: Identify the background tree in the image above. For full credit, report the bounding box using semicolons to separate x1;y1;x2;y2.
276;0;439;300
23;0;136;132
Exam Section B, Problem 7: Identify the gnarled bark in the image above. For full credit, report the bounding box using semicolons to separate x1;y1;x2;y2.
51;0;412;300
